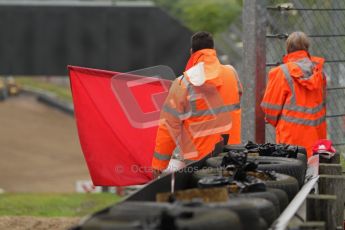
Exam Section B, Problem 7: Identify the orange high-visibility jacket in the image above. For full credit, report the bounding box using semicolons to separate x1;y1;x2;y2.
152;49;241;171
226;65;242;145
261;50;327;158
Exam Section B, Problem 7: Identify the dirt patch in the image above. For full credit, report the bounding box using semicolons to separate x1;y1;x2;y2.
0;216;80;230
0;96;89;192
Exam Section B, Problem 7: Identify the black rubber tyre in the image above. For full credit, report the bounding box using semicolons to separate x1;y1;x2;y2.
192;168;287;216
229;195;278;225
266;188;289;213
248;156;306;188
81;202;242;230
297;146;307;156
231;188;288;215
205;200;267;230
205;156;306;187
258;218;268;230
264;173;299;201
192;167;297;202
175;209;242;230
82;202;168;230
191;167;223;187
297;153;307;167
223;144;246;152
205;156;223;168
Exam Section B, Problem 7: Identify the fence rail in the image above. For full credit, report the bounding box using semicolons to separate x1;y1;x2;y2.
266;60;345;66
267;34;345;39
327;86;345;91
267;6;345;11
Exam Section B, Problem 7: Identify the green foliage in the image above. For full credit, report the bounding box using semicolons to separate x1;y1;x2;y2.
155;0;241;34
0;193;120;217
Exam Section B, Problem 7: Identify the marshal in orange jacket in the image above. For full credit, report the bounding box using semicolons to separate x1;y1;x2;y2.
261;50;327;158
152;49;242;171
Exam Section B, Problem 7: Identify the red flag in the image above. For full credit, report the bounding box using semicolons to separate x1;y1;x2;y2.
68;66;170;186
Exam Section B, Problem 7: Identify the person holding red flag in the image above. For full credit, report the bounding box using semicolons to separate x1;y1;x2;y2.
152;31;242;177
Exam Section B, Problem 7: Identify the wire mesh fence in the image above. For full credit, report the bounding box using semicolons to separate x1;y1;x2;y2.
265;0;345;147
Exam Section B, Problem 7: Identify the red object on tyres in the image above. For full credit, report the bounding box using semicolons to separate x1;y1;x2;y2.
68;65;168;186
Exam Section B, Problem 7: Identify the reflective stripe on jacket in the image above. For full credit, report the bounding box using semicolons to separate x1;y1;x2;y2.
152;49;241;170
261;50;327;158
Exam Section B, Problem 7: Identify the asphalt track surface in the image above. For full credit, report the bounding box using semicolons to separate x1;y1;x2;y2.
0;95;89;192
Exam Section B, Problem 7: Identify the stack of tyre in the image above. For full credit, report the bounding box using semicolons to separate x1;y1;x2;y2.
75;143;307;230
0;78;7;101
189;144;307;229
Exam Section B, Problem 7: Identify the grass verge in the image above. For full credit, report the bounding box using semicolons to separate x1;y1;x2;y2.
16;77;72;102
0;193;121;217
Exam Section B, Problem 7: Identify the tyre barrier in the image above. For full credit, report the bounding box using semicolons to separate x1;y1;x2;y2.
266;188;289;212
223;144;246;152
228;195;278;225
296;152;307;168
74;146;311;230
223;144;308;169
263;173;299;201
0;88;8;101
205;155;306;188
78;202;243;230
249;156;306;189
37;94;74;115
203;199;269;230
192;168;298;202
80;200;278;230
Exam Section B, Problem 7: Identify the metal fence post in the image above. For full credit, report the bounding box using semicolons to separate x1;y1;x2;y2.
242;0;267;143
307;194;337;230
